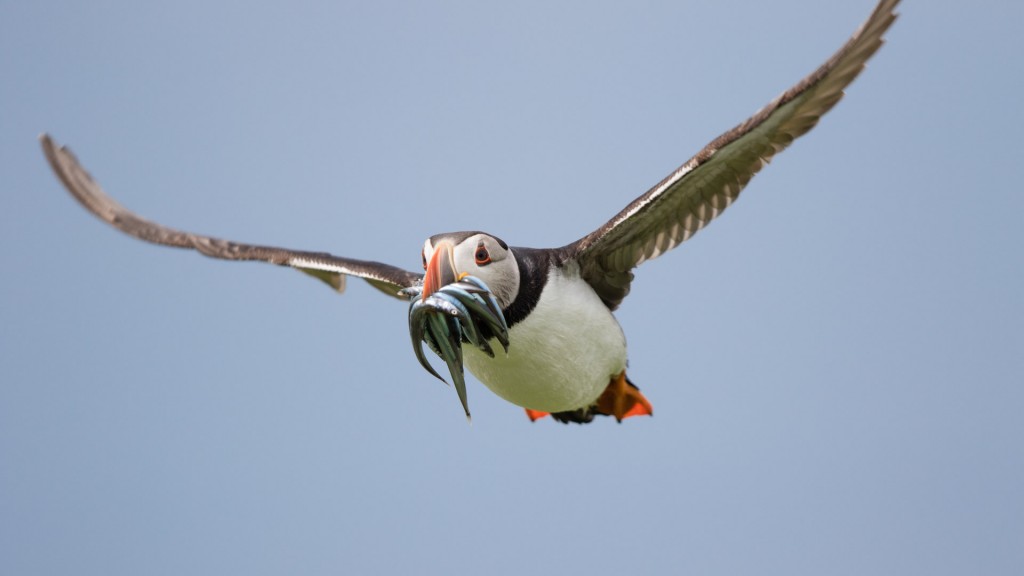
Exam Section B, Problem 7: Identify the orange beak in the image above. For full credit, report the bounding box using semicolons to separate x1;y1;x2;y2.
422;241;458;301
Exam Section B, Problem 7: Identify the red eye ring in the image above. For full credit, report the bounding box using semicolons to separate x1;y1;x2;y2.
474;245;491;266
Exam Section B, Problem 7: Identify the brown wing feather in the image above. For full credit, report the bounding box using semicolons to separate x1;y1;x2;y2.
564;0;900;309
40;134;422;298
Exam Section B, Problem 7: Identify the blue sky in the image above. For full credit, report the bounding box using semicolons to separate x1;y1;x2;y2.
2;1;1022;574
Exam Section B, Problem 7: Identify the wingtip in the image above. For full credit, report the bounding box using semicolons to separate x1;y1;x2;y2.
38;133;70;178
38;133;57;157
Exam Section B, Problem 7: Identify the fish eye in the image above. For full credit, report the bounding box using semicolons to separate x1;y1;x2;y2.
474;245;491;266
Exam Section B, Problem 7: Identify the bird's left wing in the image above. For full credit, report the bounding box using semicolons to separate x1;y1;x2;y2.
40;134;422;298
562;0;899;309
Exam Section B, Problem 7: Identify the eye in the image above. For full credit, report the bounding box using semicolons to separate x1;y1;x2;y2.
422;250;427;270
474;244;491;266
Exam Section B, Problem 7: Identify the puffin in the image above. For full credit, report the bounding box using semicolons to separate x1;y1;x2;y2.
40;0;899;424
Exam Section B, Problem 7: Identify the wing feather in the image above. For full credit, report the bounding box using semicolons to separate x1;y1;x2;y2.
565;0;899;309
40;134;422;298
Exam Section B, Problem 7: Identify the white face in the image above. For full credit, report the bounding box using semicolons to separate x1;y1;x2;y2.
422;232;520;309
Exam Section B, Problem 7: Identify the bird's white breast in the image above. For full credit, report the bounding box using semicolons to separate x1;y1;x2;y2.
463;264;627;412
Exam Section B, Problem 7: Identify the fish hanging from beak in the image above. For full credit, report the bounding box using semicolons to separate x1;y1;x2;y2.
401;275;509;421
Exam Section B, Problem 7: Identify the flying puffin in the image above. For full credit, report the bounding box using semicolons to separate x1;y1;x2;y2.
40;0;899;424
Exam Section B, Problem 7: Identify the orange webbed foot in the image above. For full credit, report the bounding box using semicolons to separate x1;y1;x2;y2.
524;409;550;422
595;371;653;423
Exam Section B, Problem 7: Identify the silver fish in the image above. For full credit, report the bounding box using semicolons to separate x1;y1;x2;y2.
402;276;510;420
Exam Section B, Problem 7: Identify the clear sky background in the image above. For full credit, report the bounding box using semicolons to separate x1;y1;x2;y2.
2;1;1022;574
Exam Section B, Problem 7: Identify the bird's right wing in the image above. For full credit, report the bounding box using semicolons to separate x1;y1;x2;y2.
40;134;423;298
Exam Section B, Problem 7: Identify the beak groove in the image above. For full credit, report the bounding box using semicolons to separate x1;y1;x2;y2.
422;241;457;300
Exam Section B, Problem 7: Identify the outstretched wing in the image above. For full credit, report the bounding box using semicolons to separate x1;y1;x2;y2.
564;0;899;309
40;134;422;298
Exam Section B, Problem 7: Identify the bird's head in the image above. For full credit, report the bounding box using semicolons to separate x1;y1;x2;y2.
421;232;520;309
